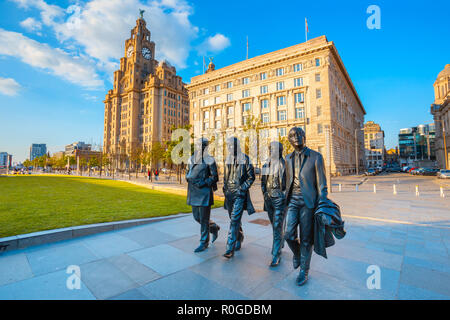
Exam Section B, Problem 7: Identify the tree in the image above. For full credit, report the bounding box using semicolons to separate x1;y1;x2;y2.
149;141;165;172
279;136;294;157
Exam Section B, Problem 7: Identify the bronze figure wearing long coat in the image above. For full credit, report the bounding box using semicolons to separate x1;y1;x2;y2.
186;138;220;252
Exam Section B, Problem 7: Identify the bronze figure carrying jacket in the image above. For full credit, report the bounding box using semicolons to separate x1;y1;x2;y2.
223;153;256;215
285;147;328;209
186;154;218;207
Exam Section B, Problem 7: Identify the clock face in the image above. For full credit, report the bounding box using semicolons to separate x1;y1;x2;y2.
127;45;134;58
142;47;151;60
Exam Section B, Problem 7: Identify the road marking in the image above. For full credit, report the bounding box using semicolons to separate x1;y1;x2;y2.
342;214;450;229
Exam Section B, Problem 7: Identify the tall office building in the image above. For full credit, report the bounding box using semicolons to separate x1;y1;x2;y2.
103;13;189;168
364;121;385;169
0;152;9;168
187;36;366;175
29;144;47;161
430;64;449;169
398;124;435;166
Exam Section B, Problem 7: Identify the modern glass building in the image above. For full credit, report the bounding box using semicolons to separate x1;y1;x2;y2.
29;144;47;161
398;124;435;165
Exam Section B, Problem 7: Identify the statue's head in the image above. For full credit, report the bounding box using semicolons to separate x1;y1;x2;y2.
288;127;306;151
269;141;283;160
226;136;241;157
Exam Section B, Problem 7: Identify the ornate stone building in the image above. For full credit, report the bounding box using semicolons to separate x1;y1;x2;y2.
364;121;385;169
103;15;189;168
187;36;365;175
431;64;449;169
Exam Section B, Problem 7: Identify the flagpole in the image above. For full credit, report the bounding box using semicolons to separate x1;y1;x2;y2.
305;18;308;42
246;36;248;60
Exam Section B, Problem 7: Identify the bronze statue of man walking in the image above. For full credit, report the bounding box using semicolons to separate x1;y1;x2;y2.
284;127;328;286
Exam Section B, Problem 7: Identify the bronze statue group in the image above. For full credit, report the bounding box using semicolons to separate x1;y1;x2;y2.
185;127;346;286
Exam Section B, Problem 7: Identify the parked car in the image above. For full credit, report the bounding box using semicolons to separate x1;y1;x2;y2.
411;168;423;175
402;166;411;172
421;168;439;176
365;168;377;176
408;167;418;173
437;169;450;179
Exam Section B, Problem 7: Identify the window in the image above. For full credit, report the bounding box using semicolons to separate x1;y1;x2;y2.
260;85;268;94
214;96;220;104
293;63;303;72
215;108;221;117
242;116;249;125
203;122;209;130
276;81;285;91
204;88;209;94
295;107;305;119
260;72;267;80
261;113;269;123
193;112;197;120
203;99;209;107
315;58;320;67
215;84;220;92
226;81;233;88
294;77;303;87
242;103;251;112
227;118;234;127
278;110;287;121
242;77;250;85
317;123;323;134
277;127;287;137
215;120;221;129
228;106;234;115
316;106;322;116
276;68;284;76
203;111;209;119
242;89;250;98
315;73;321;82
261;99;269;109
227;93;233;101
277;96;286;106
316;89;322;99
294;92;304;104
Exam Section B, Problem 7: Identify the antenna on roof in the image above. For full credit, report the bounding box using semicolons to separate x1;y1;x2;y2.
246;36;249;59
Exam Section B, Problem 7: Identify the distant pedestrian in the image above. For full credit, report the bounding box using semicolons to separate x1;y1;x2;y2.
154;169;159;181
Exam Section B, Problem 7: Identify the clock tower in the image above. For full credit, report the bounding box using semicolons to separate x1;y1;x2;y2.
103;13;189;171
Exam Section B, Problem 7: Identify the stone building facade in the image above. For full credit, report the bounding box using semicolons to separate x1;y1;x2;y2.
364;121;385;169
430;64;450;169
187;36;365;175
103;16;189;168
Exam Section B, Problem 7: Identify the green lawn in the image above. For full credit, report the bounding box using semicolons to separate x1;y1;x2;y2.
0;175;223;238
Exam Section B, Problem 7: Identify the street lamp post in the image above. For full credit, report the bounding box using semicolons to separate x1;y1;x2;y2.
354;127;363;175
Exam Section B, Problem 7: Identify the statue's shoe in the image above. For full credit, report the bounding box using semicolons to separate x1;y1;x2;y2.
296;269;309;286
223;250;234;258
211;225;220;243
270;255;281;267
194;243;208;253
293;254;300;269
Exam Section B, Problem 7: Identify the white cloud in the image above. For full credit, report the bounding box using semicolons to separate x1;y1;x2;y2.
198;33;231;55
11;0;64;26
0;77;21;96
0;28;103;89
20;17;42;34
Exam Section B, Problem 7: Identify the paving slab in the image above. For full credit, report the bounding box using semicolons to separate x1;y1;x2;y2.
0;269;95;300
80;259;138;300
140;269;249;300
128;244;205;276
0;252;33;286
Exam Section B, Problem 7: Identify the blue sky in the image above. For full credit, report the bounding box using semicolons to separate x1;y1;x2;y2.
0;0;449;163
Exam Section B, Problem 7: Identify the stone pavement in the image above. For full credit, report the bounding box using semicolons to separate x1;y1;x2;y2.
0;174;449;300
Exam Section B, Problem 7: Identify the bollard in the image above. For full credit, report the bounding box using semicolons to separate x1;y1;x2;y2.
393;184;397;195
339;184;342;192
440;186;445;198
415;185;420;197
373;184;377;193
355;184;358;192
